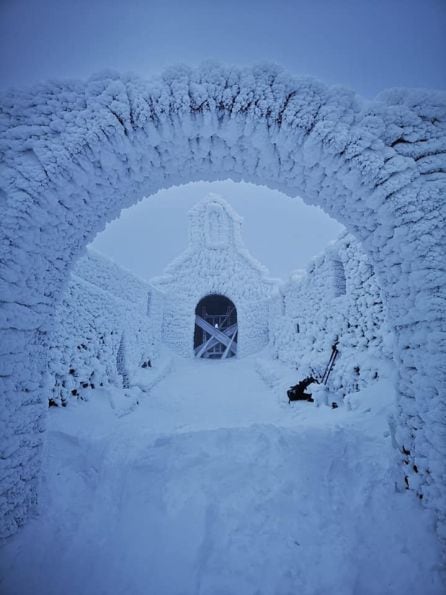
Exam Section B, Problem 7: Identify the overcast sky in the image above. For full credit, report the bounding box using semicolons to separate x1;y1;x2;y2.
1;0;444;280
91;182;344;282
1;0;445;95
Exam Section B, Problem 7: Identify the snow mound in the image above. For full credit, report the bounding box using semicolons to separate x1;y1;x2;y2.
0;358;442;595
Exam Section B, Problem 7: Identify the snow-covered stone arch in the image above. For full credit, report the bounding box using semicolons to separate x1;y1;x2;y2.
0;63;445;539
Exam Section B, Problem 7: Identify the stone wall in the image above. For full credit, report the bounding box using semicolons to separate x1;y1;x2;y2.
48;249;159;406
270;232;393;400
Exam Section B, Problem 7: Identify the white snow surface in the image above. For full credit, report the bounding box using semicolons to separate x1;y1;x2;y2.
0;355;442;595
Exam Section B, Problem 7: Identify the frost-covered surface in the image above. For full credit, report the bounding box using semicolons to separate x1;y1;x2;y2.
0;64;445;541
0;356;443;595
151;194;278;357
48;249;160;407
74;249;151;309
270;232;393;400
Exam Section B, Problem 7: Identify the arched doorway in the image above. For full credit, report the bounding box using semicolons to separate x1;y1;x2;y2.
194;294;237;359
0;63;444;538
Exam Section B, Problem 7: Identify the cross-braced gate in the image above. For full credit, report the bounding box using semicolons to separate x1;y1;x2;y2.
194;295;237;359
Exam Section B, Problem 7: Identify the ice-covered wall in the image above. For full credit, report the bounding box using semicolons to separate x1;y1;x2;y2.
270;233;393;399
48;249;160;406
0;64;444;541
151;195;278;357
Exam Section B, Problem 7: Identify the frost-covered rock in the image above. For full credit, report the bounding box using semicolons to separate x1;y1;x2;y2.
270;232;393;400
0;63;444;543
48;249;160;407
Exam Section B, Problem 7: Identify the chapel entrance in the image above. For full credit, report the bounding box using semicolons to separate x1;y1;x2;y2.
194;295;238;359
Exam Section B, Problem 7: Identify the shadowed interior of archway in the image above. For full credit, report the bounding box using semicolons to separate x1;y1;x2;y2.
194;294;238;359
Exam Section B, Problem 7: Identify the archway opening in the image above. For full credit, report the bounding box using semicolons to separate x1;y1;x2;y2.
194;294;238;359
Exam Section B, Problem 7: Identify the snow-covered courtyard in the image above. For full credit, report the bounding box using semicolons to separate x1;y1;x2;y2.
0;355;442;595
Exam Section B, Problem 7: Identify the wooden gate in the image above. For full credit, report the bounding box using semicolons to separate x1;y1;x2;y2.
194;295;237;359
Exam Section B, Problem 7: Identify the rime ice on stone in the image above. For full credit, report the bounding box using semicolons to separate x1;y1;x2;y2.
0;63;444;543
269;232;393;400
48;250;162;406
151;195;279;358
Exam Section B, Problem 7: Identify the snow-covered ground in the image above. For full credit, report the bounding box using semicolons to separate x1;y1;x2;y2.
0;355;443;595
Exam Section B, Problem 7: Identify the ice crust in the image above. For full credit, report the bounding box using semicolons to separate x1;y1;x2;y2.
0;63;445;540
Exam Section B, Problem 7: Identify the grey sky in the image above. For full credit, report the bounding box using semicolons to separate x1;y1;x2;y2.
1;0;445;96
91;182;344;282
1;0;443;280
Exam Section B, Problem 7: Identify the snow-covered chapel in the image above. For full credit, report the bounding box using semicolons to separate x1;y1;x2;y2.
150;195;278;358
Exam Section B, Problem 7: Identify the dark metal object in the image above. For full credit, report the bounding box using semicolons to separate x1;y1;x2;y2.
287;342;339;404
321;343;339;385
287;377;316;403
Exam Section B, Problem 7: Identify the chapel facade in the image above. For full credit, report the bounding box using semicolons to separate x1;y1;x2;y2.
150;195;278;358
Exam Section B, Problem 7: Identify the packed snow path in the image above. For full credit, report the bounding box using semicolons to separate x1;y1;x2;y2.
0;357;443;595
